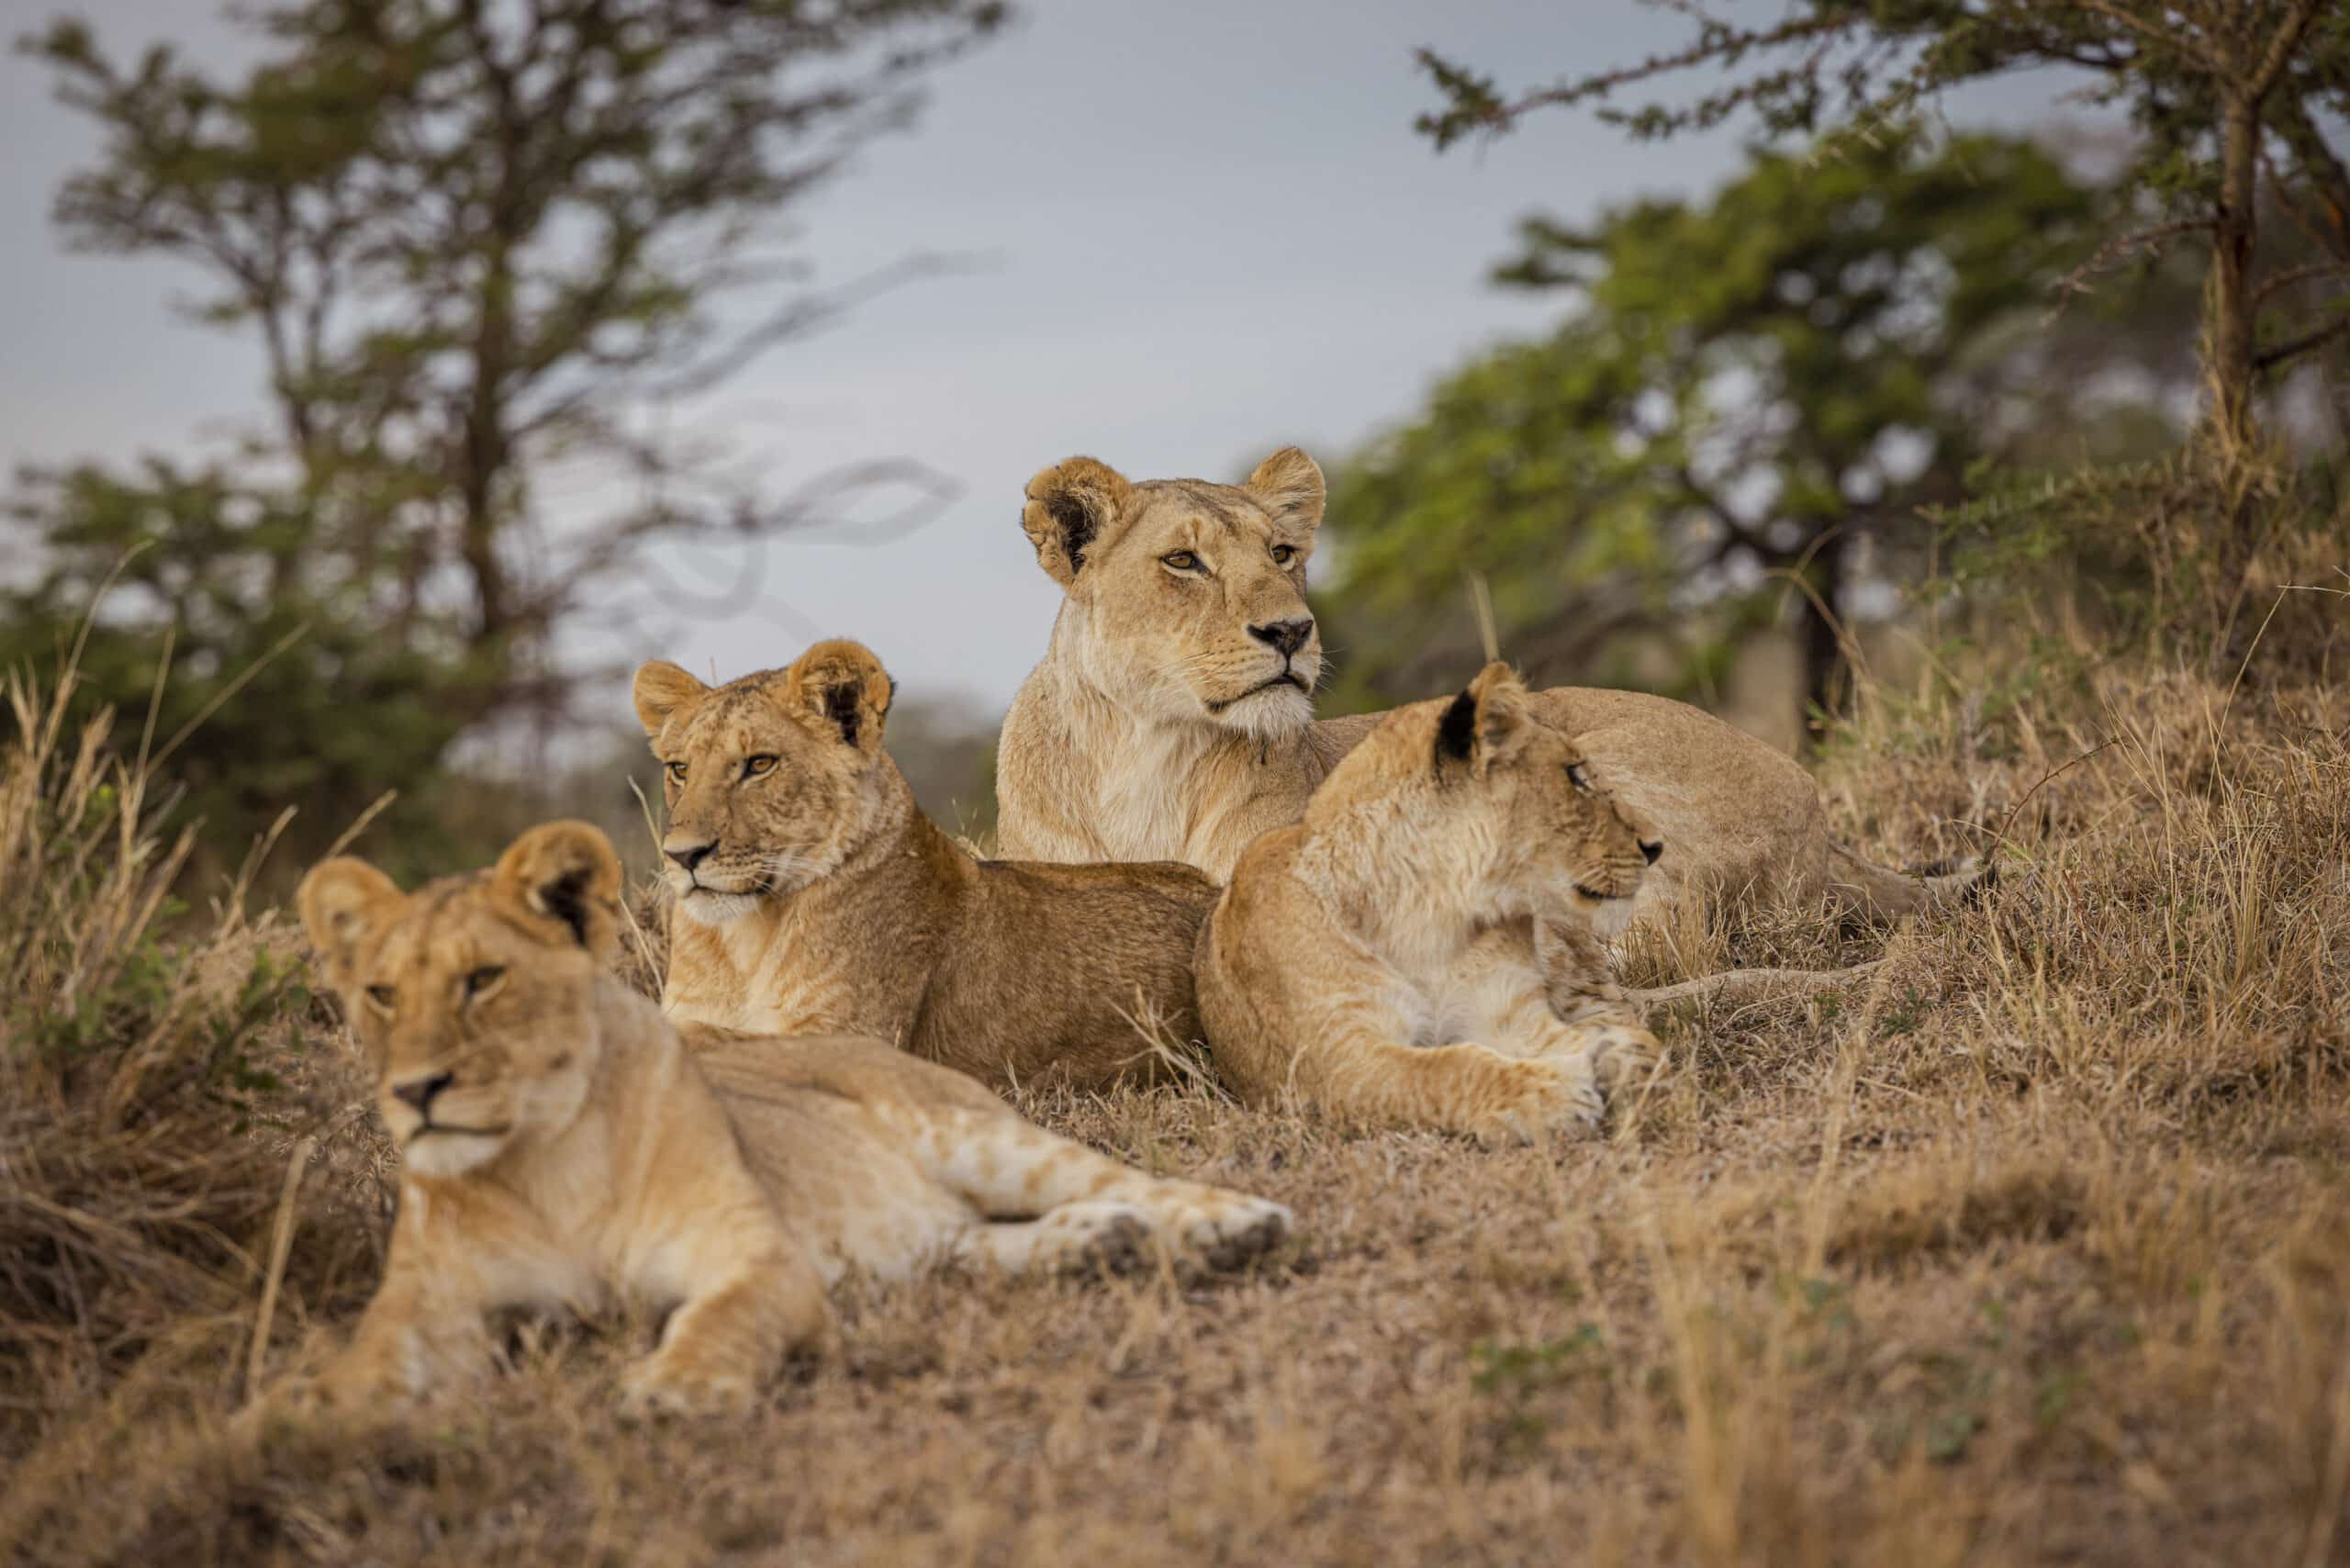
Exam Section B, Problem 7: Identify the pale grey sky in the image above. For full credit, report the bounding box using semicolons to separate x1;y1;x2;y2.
0;1;2090;721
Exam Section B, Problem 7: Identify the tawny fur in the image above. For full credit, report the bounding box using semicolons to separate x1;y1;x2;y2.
995;448;1981;921
1194;665;1666;1142
635;642;1215;1092
276;823;1290;1421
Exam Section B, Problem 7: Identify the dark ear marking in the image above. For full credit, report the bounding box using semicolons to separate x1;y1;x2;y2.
1435;687;1478;765
535;868;595;947
1048;497;1099;576
823;683;863;748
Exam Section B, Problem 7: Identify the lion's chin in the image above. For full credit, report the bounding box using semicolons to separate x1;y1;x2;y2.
673;887;764;928
1203;679;1315;741
1570;891;1638;941
401;1129;509;1180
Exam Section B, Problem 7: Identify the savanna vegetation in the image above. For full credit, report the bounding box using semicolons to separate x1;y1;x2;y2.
3;1;2345;1564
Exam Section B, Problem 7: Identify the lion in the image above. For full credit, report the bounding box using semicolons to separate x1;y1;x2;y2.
632;640;1216;1091
277;821;1292;1420
995;447;1982;921
1194;663;1667;1141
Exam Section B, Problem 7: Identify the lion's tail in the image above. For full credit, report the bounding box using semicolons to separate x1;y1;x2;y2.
1822;841;1993;924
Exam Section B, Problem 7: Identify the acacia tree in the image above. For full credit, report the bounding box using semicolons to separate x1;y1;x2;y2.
1417;1;2347;593
6;0;1002;865
1321;135;2158;740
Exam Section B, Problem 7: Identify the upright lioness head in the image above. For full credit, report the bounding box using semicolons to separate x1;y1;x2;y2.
1312;664;1664;937
297;822;625;1179
632;640;898;928
1022;448;1326;740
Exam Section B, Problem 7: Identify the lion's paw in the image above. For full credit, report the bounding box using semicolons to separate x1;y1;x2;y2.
1481;1056;1605;1146
619;1358;759;1421
1172;1193;1292;1272
1037;1201;1158;1277
1590;1024;1662;1093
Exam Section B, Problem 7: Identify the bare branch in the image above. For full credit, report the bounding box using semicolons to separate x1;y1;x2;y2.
2254;311;2350;370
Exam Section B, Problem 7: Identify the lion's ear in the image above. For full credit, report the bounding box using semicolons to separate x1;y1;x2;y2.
1244;446;1326;535
1021;456;1134;588
297;857;403;988
785;638;893;752
1435;661;1532;777
492;821;622;960
632;660;709;739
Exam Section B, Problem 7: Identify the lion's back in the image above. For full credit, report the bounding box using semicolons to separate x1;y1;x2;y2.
903;857;1218;1088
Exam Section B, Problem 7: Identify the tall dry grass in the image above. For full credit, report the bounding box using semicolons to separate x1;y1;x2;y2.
0;657;386;1477
2;609;2347;1565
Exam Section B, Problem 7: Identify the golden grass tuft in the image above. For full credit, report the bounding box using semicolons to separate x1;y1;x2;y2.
0;661;387;1471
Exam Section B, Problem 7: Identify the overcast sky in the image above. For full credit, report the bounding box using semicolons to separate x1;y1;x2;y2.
0;1;2090;722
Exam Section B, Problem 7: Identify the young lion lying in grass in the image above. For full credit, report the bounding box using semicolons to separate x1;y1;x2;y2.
271;822;1291;1421
1195;663;1665;1142
633;639;1217;1091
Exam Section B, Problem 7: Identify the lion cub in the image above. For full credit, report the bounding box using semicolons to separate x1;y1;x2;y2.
633;640;1216;1091
279;822;1291;1419
1195;664;1664;1142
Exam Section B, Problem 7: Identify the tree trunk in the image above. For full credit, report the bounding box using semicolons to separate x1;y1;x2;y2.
2212;93;2262;464
1797;531;1849;750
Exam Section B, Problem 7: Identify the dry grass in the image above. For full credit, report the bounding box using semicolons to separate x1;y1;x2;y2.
5;640;2349;1568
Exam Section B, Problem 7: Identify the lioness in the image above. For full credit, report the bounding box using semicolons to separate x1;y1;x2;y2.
1195;663;1663;1141
278;822;1291;1419
996;448;1980;919
633;639;1215;1090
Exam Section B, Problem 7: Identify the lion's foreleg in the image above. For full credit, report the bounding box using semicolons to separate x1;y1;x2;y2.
621;1226;832;1417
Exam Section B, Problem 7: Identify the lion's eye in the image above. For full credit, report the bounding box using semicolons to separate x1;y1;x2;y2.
364;983;396;1012
1270;543;1296;566
665;760;688;784
1161;551;1200;572
464;965;506;999
744;755;778;778
1566;763;1593;793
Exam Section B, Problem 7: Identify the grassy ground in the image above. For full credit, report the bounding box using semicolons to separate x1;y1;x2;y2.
4;649;2347;1567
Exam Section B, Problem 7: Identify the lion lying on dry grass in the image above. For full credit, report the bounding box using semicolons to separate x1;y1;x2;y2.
1196;664;1665;1141
633;640;1220;1091
268;822;1290;1421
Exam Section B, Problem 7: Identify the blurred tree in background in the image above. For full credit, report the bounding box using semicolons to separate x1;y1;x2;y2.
1322;134;2195;738
4;0;1004;875
1416;0;2349;665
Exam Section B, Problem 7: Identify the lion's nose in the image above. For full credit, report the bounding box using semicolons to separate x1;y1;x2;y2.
1641;839;1664;866
391;1070;454;1113
665;838;715;872
1248;618;1315;658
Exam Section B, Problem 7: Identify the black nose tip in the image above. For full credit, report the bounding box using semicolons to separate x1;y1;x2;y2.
666;841;712;872
1641;839;1664;866
392;1070;453;1112
1248;617;1315;658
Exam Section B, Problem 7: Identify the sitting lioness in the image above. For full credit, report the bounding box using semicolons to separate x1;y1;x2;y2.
1195;663;1664;1141
996;447;1979;920
632;639;1216;1090
279;822;1292;1419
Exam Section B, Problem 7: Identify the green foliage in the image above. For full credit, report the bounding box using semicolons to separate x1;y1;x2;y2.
1;458;497;871
1416;1;2350;604
8;0;1002;866
1319;134;2162;734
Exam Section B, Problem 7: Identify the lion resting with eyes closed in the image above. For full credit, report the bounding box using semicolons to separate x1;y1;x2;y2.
265;822;1290;1422
1195;663;1667;1143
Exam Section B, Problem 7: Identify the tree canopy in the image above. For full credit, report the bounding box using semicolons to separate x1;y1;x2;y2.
1319;134;2183;737
7;0;1004;868
1417;1;2350;600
